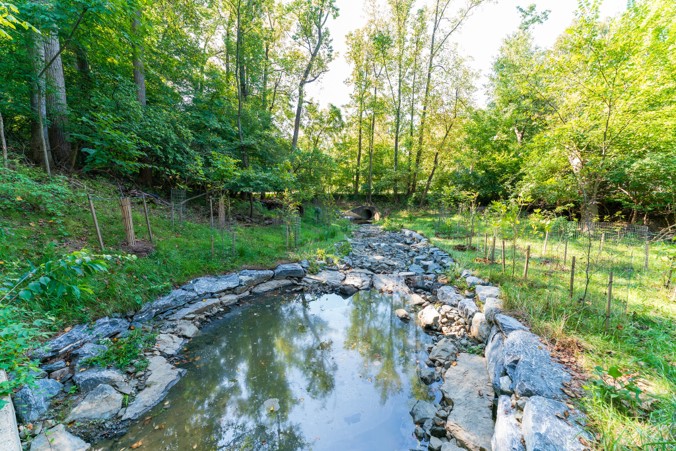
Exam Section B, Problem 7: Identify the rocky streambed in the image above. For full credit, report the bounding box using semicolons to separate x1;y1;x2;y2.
14;225;590;450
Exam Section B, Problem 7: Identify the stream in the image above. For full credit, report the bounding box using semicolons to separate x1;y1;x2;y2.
98;290;437;451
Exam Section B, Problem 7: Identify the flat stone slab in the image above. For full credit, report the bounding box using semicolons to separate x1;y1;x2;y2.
523;396;589;451
475;285;500;302
73;368;131;395
238;269;274;287
167;298;222;320
134;289;197;323
252;279;294;294
372;274;409;293
155;333;186;355
492;395;525;451
190;274;240;295
343;271;372;290
274;263;305;279
409;400;437;424
0;371;21;451
33;325;92;361
441;353;495;451
163;320;199;338
307;270;345;286
31;424;90;451
121;356;184;421
66;384;122;422
429;338;458;364
437;286;463;306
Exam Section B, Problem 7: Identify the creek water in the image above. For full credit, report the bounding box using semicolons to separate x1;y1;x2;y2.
99;291;437;451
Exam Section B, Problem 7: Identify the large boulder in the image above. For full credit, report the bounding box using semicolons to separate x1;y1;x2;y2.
121;356;185;421
429;338;458;364
503;330;570;399
458;299;479;321
32;325;92;361
134;289;197;323
485;327;505;392
251;279;294;294
90;317;129;340
238;269;274;288
494;314;528;335
470;313;491;343
409;400;437;424
418;305;440;329
66;384;123;422
308;270;345;287
372;274;409;293
343;271;372;290
492;395;525;451
13;379;62;423
73;368;130;394
522;396;590;451
475;285;500;302
441;353;495;451
482;297;503;322
273;263;306;279
30;425;90;451
167;297;222;321
189;274;240;295
436;286;463;307
155;333;186;356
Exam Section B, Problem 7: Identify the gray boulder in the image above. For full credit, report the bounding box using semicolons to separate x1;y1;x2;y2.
418;366;437;385
436;286;463;306
274;263;306;279
238;269;274;288
121;356;185;421
66;384;123;422
465;276;485;287
429;338;458;364
90;317;129;340
73;368;130;394
475;285;500;302
372;274;409;293
470;313;491;343
492;395;525;451
164;320;199;338
72;343;107;369
155;333;185;355
522;396;590;451
485;327;505;391
30;424;90;451
418;305;440;329
33;325;92;361
429;436;444;451
494;314;528;335
408;264;425;274
310;270;345;287
252;279;294;294
410;400;437;424
190;274;240;295
134;289;197;323
458;299;479;321
503;330;570;399
343;271;372;290
13;378;62;423
166;297;222;320
483;297;503;321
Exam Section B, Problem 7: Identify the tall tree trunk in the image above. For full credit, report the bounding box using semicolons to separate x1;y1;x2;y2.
0;112;7;168
43;30;71;167
235;3;248;167
262;42;269;112
367;86;377;204
132;10;146;106
354;96;364;196
30;32;52;174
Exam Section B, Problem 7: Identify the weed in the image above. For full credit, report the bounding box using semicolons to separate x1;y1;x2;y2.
84;329;155;371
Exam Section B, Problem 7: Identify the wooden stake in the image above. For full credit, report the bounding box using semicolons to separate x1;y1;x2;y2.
218;196;226;230
0;111;7;168
484;233;489;259
209;197;214;229
542;230;549;257
563;238;568;265
87;193;105;251
569;256;576;299
120;197;136;246
600;232;605;253
644;241;650;270
469;215;475;247
142;194;153;242
491;235;496;263
501;239;506;273
605;270;613;331
523;245;531;279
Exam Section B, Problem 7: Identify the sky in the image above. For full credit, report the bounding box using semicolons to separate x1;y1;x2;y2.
306;0;628;108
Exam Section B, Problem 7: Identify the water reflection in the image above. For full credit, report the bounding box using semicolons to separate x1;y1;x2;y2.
99;291;433;451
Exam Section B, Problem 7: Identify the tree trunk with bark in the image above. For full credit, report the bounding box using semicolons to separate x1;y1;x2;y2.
132;10;146;106
30;31;52;173
43;30;71;167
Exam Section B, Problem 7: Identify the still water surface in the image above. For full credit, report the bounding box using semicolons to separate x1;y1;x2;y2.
99;291;434;451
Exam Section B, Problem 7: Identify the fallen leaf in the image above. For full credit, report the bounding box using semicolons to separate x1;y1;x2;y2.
131;441;143;449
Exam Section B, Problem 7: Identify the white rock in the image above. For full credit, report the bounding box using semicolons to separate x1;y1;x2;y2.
121;356;184;421
155;333;185;356
30;425;90;451
418;305;440;329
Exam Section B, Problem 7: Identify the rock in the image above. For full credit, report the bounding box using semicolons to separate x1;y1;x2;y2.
73;368;130;394
470;313;490;342
485;327;504;391
33;325;92;361
418;305;440;329
499;376;513;395
49;367;71;382
409;264;425;274
309;270;345;287
72;343;108;369
343;271;372;290
273;263;306;279
475;285;500;302
429;338;458;364
42;361;66;373
483;297;503;321
436;286;463;306
339;285;359;297
465;276;485;287
372;274;408;293
155;333;185;355
407;293;426;306
13;379;62;423
440;441;465;451
90;317;129;340
418;366;437;385
167;297;222;321
30;424;90;451
190;274;240;295
121;356;185;421
164;320;199;338
522;396;589;451
395;309;410;321
492;395;525;451
458;299;479;321
494;314;528;335
441;353;494;451
410;400;437;424
66;384;123;422
238;269;274;288
503;330;570;399
134;289;197;323
429;436;444;451
252;279;294;294
421;261;441;273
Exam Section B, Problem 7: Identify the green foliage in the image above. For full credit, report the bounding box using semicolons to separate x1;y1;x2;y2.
84;329;155;371
0;167;70;215
586;366;644;415
381;217;403;232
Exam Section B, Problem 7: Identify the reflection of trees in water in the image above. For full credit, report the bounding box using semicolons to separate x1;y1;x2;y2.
344;291;419;402
172;295;337;450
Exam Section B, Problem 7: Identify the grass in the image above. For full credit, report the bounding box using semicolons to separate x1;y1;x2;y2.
388;209;676;450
